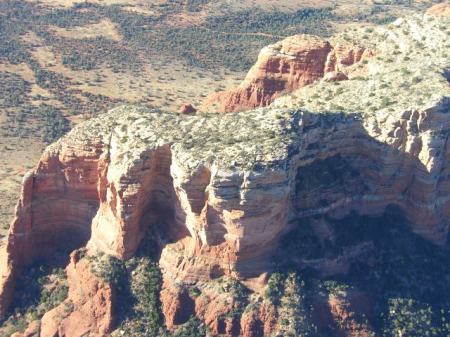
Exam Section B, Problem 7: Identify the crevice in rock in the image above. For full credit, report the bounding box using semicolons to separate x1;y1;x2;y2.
184;165;211;215
204;204;227;246
173;289;195;325
136;146;190;257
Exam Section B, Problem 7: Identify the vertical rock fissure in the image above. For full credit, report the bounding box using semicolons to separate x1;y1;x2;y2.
135;146;189;256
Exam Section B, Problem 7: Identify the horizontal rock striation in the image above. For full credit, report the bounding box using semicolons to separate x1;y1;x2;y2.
0;4;449;336
203;34;374;113
1;97;449;327
0;138;105;316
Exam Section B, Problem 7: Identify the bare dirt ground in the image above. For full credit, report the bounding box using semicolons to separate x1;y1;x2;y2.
24;0;159;8
23;30;243;108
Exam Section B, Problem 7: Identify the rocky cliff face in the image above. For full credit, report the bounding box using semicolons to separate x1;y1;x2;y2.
1;4;450;337
39;251;114;337
203;35;374;112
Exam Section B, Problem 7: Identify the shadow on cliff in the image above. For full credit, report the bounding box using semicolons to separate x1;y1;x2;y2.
255;108;450;336
234;106;449;278
278;206;450;336
444;69;450;84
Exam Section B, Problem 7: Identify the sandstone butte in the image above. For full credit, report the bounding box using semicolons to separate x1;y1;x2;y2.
203;34;375;113
2;4;450;337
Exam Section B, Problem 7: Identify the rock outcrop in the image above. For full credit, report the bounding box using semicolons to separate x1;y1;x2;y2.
179;103;197;115
324;291;375;337
427;2;450;17
0;6;449;337
11;320;40;337
39;251;114;337
204;34;373;112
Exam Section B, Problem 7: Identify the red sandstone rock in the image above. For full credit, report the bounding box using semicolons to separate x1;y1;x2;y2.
0;139;106;317
204;35;373;112
160;278;278;337
179;103;197;115
40;251;114;337
241;301;278;337
0;9;449;337
324;71;349;82
427;2;450;17
11;320;40;337
161;280;196;329
310;291;375;337
327;292;375;337
1;100;450;335
194;288;236;335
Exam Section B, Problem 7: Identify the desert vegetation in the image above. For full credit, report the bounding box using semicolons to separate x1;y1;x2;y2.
92;228;210;337
271;206;450;336
0;266;68;336
0;1;448;336
0;0;440;237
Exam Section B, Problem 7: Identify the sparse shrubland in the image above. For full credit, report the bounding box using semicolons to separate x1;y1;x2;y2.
0;265;68;337
270;205;450;336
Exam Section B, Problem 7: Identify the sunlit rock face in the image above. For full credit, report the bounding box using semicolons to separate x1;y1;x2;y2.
204;34;373;113
1;4;449;336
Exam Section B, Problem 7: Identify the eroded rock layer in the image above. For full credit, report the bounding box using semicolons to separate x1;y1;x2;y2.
40;251;114;337
1;4;449;337
204;34;373;112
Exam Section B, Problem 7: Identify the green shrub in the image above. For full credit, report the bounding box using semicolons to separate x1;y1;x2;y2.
412;76;423;84
173;316;208;337
278;273;316;337
1;265;68;336
92;255;127;290
265;272;285;303
382;298;448;337
39;105;70;143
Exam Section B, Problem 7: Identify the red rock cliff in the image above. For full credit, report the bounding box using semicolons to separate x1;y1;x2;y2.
1;7;449;337
204;34;373;112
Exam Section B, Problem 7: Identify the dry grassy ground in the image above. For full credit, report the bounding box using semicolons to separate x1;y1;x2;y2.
0;0;437;241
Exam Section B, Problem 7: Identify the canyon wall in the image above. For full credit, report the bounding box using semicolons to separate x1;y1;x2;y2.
2;96;449;336
1;4;450;336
